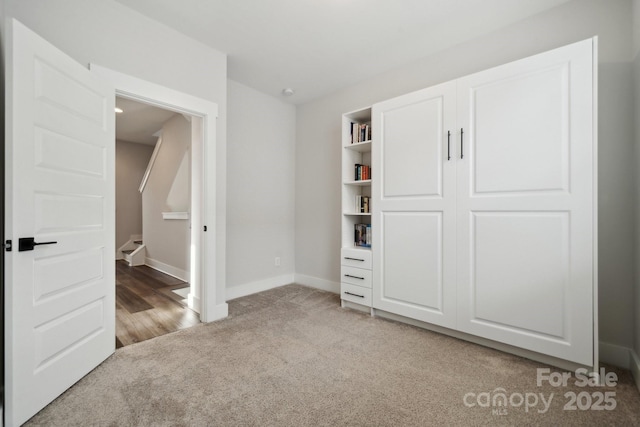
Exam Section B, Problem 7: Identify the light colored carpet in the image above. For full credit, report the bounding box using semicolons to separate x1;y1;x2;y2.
26;284;640;426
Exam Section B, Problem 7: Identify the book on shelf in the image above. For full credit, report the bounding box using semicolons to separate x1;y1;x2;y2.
354;223;371;248
355;195;370;213
350;122;372;144
354;164;371;181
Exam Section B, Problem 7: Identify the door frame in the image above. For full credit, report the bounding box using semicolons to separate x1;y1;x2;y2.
91;64;228;322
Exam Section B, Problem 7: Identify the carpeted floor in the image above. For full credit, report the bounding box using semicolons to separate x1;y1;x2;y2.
26;284;640;426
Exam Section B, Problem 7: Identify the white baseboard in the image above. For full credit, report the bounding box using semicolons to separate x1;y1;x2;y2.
145;257;190;282
206;303;228;322
599;341;631;368
226;274;294;301
188;293;201;314
631;349;640;393
599;341;640;393
294;274;340;294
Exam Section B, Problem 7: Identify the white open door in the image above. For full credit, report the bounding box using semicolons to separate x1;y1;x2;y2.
5;19;115;426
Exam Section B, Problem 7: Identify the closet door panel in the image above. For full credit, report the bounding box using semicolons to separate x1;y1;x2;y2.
382;98;442;198
472;212;569;337
373;81;457;328
473;65;569;194
456;39;595;366
381;212;442;312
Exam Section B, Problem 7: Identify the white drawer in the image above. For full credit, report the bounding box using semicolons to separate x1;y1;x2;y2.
341;248;372;269
341;265;372;288
341;283;372;306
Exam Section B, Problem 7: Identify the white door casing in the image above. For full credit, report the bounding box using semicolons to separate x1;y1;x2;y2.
456;39;596;366
5;19;115;426
372;81;457;328
89;64;226;323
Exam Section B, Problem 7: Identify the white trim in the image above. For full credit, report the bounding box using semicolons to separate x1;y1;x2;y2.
597;343;640;394
162;211;189;220
90;63;226;323
226;274;294;301
591;35;599;375
630;350;640;393
139;135;162;193
294;274;340;294
188;293;201;314
598;341;630;368
373;308;591;372
145;257;190;282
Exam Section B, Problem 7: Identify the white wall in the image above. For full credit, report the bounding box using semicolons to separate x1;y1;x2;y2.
295;0;636;352
142;115;191;276
226;80;296;297
115;140;154;250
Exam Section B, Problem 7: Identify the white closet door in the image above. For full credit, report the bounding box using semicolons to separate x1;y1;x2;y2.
372;82;457;328
456;39;595;365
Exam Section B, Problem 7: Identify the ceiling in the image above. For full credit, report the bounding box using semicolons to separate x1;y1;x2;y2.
113;0;571;104
115;97;177;145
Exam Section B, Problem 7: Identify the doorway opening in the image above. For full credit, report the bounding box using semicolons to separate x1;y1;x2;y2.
90;63;228;325
114;96;201;347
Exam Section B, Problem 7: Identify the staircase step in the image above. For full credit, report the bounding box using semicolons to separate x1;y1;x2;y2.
133;240;143;245
122;249;134;255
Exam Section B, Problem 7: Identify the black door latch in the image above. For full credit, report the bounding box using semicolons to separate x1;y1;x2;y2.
18;237;58;252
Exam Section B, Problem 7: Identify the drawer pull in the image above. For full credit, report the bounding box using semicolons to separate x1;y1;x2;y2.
344;274;365;280
344;257;365;262
344;291;365;298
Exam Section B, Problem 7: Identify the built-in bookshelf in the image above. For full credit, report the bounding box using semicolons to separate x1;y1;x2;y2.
342;108;372;250
341;107;373;311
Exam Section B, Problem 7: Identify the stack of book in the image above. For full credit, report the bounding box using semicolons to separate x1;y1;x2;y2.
355;195;370;213
354;223;371;248
350;122;371;144
354;164;371;181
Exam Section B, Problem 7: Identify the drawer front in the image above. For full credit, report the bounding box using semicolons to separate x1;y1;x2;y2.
341;248;372;269
341;283;372;306
341;266;372;288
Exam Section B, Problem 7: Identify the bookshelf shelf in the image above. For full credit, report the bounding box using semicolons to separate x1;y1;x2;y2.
343;179;371;186
344;140;372;152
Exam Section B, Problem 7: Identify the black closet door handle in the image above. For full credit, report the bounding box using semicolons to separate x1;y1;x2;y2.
460;128;464;159
447;130;451;161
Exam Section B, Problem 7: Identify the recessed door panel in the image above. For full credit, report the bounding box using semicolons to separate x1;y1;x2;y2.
472;212;568;338
382;212;443;311
34;248;104;302
473;65;569;195
381;97;443;198
34;193;104;233
35;127;106;178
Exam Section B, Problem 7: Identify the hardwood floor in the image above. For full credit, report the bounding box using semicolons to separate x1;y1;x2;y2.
115;260;200;348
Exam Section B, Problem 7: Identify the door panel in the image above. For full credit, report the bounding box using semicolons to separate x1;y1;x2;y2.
6;19;115;426
381;212;443;311
382;98;443;198
456;39;594;365
473;65;570;194
372;82;457;328
471;212;569;338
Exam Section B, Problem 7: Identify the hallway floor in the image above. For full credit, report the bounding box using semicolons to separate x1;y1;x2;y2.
115;260;200;348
